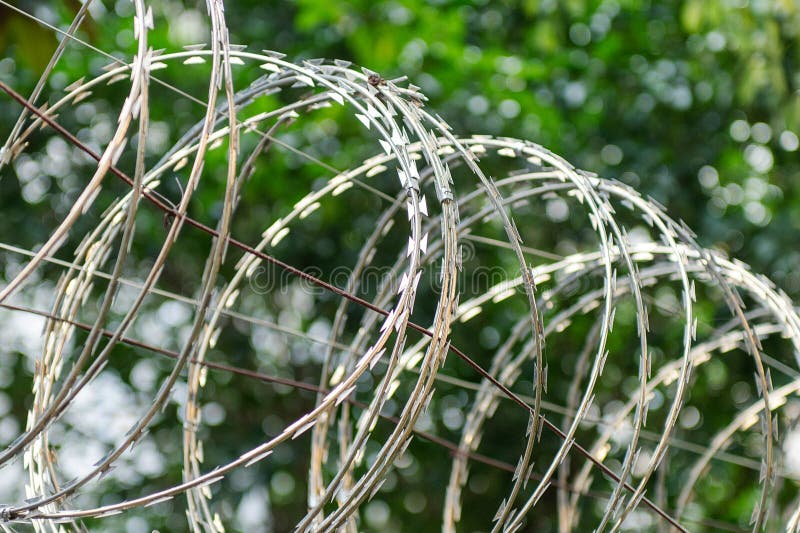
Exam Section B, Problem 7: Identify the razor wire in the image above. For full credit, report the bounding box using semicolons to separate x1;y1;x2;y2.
0;3;798;532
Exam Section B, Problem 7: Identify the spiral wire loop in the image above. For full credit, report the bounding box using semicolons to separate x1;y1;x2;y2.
0;3;798;532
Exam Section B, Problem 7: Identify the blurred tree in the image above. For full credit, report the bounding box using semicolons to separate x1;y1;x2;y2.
0;1;799;532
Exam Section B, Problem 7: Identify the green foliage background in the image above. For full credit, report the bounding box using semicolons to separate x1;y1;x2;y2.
0;1;799;532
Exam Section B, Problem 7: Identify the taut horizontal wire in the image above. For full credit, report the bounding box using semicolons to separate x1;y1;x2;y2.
0;79;688;531
0;301;748;533
0;238;781;478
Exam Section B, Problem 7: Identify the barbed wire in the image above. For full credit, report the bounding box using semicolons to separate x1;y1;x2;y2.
0;2;798;532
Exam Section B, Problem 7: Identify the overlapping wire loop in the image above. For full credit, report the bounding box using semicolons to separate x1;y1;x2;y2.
1;3;799;532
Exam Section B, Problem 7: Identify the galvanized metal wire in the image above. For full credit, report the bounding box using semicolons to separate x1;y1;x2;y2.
0;3;799;532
